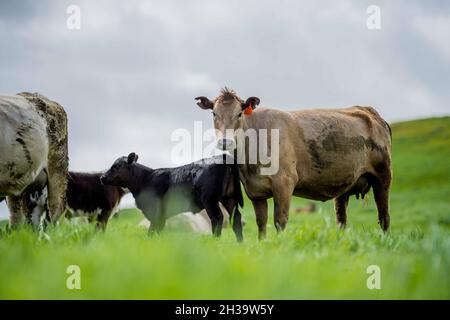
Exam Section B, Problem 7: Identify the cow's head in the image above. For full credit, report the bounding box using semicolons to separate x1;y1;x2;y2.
195;88;260;151
100;153;139;187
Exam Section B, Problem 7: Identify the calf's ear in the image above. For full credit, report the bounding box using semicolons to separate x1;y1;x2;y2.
195;96;213;110
242;97;260;111
127;152;139;165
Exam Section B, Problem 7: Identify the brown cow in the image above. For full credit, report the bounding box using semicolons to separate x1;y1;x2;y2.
196;88;392;239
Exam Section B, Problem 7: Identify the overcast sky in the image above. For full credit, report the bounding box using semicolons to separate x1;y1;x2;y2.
1;1;449;218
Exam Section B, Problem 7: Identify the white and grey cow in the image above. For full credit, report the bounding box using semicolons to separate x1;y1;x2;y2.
0;92;68;227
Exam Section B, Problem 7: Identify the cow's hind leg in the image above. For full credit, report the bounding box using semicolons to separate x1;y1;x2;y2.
251;199;268;240
371;177;391;232
334;194;349;228
47;166;68;223
6;195;27;228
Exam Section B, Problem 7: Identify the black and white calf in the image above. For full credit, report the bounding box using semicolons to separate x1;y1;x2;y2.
25;171;126;230
100;153;244;241
65;172;127;229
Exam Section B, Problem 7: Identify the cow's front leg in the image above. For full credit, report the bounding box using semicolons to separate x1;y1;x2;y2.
204;202;224;237
251;199;268;240
272;180;295;233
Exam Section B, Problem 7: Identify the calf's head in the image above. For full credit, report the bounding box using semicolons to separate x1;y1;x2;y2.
195;88;260;151
100;153;139;187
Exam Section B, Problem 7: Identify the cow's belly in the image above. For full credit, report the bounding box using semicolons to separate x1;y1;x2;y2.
294;177;356;201
164;185;200;218
239;170;273;199
296;151;368;201
0;107;48;196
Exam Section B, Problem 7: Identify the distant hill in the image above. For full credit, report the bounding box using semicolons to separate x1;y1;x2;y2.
390;116;450;191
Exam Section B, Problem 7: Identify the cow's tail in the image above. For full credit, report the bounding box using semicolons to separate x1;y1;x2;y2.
385;120;392;141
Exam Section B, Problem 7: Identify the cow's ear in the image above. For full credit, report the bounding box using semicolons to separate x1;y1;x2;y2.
127;152;138;165
242;97;260;111
195;96;213;110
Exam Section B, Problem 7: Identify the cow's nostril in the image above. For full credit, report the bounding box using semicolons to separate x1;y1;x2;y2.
217;138;235;151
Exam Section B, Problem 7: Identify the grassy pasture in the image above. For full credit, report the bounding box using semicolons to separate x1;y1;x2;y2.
0;117;449;299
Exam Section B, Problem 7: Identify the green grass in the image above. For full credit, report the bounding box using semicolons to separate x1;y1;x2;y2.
1;117;449;299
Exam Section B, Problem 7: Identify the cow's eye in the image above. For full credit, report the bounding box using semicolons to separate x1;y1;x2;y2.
212;111;216;118
238;112;243;118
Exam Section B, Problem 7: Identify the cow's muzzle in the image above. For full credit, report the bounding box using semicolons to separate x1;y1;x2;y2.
216;138;235;151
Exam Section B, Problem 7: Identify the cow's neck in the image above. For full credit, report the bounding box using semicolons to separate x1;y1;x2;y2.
127;164;153;197
237;115;272;193
239;116;260;170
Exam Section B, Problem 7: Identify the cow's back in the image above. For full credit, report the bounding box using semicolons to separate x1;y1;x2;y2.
292;106;391;168
293;107;390;197
244;106;391;200
0;95;48;196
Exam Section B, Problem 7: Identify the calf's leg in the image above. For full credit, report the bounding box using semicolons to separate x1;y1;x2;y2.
152;215;166;233
221;198;243;242
144;200;166;235
96;209;112;231
232;207;243;242
204;202;224;237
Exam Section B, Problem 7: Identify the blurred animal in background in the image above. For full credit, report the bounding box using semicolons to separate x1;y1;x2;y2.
0;92;68;228
295;203;316;214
